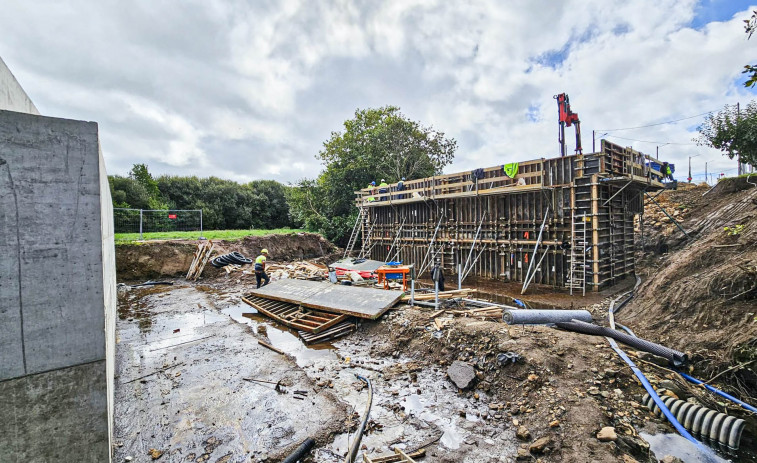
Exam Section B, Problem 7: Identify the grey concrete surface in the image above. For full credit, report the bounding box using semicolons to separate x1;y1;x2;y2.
0;110;106;378
0;360;109;462
0;108;115;462
0;57;39;115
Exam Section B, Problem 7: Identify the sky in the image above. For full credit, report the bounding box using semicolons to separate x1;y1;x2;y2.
1;0;755;184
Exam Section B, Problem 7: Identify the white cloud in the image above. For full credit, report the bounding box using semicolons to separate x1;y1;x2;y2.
0;0;754;184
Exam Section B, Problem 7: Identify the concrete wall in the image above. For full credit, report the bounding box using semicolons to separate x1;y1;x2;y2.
0;109;114;462
0;57;40;115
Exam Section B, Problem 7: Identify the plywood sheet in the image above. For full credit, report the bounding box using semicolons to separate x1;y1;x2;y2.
249;279;401;319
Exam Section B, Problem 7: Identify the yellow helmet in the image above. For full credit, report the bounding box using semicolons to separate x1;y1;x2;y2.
261;249;269;254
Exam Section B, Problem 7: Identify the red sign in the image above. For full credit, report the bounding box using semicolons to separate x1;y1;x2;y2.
168;214;177;219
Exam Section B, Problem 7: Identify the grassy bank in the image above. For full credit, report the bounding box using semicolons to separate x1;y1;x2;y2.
114;228;306;243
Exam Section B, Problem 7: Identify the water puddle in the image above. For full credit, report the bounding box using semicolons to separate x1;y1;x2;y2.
640;432;731;463
221;302;337;367
401;393;466;449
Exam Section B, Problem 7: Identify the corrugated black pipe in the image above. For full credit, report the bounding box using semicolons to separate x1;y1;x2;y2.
556;319;688;367
642;393;746;452
281;438;316;463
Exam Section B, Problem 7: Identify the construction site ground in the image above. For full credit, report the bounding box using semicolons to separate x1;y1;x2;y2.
114;177;757;462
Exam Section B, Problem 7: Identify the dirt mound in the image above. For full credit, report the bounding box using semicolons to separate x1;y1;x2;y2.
115;232;338;281
625;178;757;394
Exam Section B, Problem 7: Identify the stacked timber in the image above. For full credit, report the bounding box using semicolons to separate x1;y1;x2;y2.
186;240;214;281
400;288;472;301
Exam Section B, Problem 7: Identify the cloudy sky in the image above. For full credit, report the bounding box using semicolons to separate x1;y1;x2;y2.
1;0;755;184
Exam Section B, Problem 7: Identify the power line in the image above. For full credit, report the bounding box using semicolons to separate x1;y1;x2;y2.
604;134;698;146
595;110;718;132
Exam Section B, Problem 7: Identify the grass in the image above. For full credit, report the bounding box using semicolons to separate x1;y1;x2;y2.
114;228;306;244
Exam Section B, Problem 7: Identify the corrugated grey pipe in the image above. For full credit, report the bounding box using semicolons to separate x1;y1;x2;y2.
556;319;688;367
642;393;746;452
281;438;316;463
345;375;373;463
502;309;593;325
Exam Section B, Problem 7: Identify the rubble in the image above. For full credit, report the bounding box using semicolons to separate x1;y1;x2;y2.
447;361;476;390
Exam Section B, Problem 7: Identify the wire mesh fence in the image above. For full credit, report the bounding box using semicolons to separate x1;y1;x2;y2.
114;208;203;241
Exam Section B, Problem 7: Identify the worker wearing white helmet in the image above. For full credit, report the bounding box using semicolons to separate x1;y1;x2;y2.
255;249;270;288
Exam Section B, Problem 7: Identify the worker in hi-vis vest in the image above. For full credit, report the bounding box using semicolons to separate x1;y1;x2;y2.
255;249;270;288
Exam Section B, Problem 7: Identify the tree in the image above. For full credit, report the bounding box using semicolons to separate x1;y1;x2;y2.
129;163;166;209
288;106;457;243
696;101;757;166
743;10;756;88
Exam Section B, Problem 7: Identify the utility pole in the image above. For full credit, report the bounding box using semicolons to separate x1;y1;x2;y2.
687;155;699;183
737;102;742;176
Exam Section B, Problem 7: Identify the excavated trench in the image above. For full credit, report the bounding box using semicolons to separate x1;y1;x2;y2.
113;227;757;462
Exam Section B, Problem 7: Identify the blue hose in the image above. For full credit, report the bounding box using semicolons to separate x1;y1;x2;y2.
677;371;757;414
605;282;719;460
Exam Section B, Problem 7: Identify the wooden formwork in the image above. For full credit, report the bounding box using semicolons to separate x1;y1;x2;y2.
355;141;663;292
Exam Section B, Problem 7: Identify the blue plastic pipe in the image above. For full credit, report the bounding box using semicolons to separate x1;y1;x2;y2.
605;337;717;459
677;371;757;414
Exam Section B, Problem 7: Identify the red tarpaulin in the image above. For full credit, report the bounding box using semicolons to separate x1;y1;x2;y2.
168;214;177;219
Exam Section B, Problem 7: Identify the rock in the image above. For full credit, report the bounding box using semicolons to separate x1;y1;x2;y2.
597;426;617;442
516;426;531;440
125;458;133;462
659;380;684;398
447;361;476;389
661;456;684;463
587;387;600;395
516;448;531;461
621;455;639;463
527;373;539;382
529;436;551;454
549;420;560;428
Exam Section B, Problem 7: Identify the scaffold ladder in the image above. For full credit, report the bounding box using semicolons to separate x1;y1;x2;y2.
386;218;407;262
568;213;587;296
343;207;366;258
357;221;375;259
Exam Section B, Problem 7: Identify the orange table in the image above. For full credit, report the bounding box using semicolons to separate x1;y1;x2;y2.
376;265;412;291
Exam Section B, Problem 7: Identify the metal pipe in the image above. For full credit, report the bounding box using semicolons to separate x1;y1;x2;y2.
503;309;593;325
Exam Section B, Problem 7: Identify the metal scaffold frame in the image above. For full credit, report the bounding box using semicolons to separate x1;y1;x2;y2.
353;140;667;292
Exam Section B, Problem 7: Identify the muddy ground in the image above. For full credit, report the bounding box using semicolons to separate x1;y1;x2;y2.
113;182;757;462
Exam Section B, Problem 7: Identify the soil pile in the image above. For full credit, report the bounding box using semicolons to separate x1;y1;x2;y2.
627;177;757;393
115;232;338;281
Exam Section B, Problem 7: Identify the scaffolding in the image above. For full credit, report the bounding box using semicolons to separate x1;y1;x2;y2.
354;140;665;293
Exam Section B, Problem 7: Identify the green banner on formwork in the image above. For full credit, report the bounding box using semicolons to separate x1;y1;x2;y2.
503;162;519;178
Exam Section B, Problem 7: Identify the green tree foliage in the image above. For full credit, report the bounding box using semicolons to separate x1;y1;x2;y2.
696;101;757;166
744;10;757;88
288;106;457;243
109;164;294;230
156;176;293;230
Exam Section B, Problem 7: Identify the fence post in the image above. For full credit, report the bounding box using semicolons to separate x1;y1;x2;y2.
199;210;204;239
139;209;143;240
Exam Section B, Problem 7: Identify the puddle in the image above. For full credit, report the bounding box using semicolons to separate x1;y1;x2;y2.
640;432;732;463
221;302;337;367
401;393;465;449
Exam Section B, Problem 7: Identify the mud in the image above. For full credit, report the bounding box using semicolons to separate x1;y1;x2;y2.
113;205;757;462
114;284;348;463
115;232;338;281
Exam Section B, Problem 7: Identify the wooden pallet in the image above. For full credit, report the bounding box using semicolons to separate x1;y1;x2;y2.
242;294;347;334
297;321;356;344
